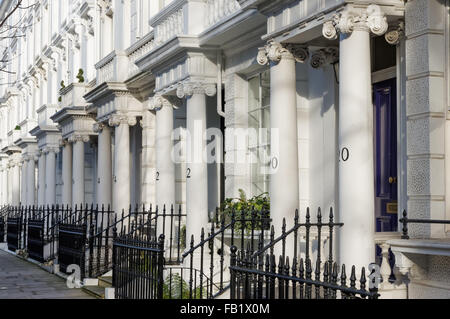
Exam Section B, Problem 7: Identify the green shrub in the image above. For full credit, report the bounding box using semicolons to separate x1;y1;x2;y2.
163;273;202;299
219;189;270;233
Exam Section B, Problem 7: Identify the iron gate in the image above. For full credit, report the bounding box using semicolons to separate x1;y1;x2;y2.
7;217;21;252
27;220;45;262
113;229;165;299
58;223;87;277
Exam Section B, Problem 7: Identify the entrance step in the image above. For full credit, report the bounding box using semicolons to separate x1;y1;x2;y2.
82;285;105;299
82;275;113;299
98;276;112;288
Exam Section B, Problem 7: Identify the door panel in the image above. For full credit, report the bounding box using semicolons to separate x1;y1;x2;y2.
374;79;398;232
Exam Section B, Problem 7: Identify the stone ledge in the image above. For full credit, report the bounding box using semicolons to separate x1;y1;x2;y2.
388;238;450;257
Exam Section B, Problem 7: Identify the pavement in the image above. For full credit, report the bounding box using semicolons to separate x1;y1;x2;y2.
0;250;94;299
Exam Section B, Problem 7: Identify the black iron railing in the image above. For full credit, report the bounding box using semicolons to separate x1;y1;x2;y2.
230;246;379;299
253;208;343;274
179;209;271;299
399;210;450;239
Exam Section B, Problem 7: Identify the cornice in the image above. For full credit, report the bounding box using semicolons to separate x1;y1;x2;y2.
50;106;93;124
83;82;130;104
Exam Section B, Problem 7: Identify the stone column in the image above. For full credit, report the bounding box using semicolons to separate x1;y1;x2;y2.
150;95;179;210
0;162;5;206
21;157;28;206
109;114;137;218
7;164;12;205
323;4;388;270
177;83;216;243
44;147;58;206
70;134;89;208
10;155;21;207
94;123;112;208
257;42;308;243
27;155;37;207
61;139;73;207
37;150;46;207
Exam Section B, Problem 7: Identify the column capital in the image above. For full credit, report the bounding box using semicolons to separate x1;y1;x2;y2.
59;138;68;147
149;94;182;111
322;4;388;40
385;20;404;46
42;146;60;155
68;134;90;143
257;41;309;65
310;47;339;68
176;82;217;99
108;114;137;127
9;157;21;167
93;122;106;133
22;154;32;162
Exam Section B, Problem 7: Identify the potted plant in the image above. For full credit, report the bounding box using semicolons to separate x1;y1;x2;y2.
76;69;85;83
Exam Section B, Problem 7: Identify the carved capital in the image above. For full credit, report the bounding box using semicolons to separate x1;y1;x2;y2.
385;21;405;45
176;82;217;99
149;95;182;111
257;41;309;65
59;139;65;147
22;155;31;163
322;5;388;39
93;123;105;133
69;134;90;143
108;114;137;127
310;48;339;68
42;146;60;155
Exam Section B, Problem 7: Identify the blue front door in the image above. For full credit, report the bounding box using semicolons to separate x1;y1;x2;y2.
373;79;398;232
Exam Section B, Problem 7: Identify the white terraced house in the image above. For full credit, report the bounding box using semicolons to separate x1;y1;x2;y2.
0;0;449;299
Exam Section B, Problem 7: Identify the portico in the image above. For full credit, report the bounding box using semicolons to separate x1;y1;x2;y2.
51;83;98;208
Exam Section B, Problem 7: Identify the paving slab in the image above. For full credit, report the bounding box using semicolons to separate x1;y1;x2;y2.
0;250;94;299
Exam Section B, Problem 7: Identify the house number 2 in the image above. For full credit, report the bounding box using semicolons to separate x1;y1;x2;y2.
186;168;191;179
156;172;160;181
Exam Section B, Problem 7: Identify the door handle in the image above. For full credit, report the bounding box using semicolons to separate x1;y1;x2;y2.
388;177;397;184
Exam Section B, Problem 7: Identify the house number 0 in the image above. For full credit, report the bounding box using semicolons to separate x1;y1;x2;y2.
271;157;279;170
339;147;350;162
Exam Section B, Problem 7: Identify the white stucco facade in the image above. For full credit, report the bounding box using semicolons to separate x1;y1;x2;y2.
0;0;449;299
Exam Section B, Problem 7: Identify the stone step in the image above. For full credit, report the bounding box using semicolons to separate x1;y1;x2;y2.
82;285;105;299
98;276;112;288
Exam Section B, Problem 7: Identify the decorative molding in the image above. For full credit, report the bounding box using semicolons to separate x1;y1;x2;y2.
385;21;405;46
310;48;339;68
176;82;217;99
322;4;389;40
257;41;309;65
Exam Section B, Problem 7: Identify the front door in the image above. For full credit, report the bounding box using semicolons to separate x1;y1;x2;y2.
373;79;398;232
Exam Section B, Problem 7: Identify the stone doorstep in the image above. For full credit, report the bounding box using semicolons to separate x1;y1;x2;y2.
82;285;105;299
81;275;113;299
98;276;112;288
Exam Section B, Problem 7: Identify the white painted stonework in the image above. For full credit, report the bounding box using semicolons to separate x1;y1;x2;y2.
0;0;449;299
